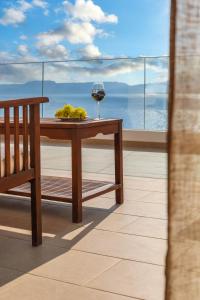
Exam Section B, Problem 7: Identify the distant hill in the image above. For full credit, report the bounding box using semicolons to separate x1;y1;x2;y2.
0;80;168;95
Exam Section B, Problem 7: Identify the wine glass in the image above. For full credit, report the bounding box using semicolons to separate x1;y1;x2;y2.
91;82;105;120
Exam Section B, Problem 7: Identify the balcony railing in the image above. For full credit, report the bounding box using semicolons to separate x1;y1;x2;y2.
0;56;169;131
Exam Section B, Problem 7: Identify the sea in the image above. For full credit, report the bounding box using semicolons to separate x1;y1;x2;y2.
0;93;168;130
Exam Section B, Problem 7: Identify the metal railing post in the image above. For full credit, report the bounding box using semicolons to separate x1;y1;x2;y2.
41;62;44;118
143;57;146;130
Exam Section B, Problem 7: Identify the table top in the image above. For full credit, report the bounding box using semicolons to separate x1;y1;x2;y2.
0;117;122;139
40;118;122;129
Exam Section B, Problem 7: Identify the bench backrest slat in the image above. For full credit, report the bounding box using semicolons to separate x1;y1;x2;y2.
23;105;29;171
14;106;20;173
4;107;11;177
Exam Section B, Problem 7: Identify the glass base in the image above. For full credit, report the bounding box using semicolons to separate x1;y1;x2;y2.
94;117;103;120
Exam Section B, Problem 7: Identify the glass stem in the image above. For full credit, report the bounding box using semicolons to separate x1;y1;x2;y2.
97;101;100;119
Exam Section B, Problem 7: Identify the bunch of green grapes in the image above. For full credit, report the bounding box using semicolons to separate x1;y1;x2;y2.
55;104;87;120
63;104;74;117
70;107;87;119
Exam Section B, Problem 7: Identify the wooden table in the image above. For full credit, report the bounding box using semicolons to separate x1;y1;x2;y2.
9;118;124;223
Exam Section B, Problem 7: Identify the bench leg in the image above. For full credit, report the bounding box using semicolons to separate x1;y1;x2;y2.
114;123;124;204
31;177;42;246
72;133;82;223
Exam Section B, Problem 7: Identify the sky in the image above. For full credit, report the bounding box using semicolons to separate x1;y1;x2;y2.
0;0;170;84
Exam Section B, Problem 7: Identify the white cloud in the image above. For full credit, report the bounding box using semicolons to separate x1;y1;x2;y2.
15;45;38;62
36;20;101;50
52;58;168;81
0;8;25;26
39;44;68;60
36;31;63;47
0;48;40;70
32;0;47;9
20;34;28;40
17;44;29;56
62;20;100;44
19;0;32;11
0;0;32;26
78;60;144;77
32;0;49;15
0;63;41;83
34;0;117;61
0;51;17;63
78;44;101;58
42;59;145;83
63;0;118;24
0;0;48;26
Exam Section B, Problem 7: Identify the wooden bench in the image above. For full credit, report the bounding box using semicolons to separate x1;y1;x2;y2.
0;97;49;246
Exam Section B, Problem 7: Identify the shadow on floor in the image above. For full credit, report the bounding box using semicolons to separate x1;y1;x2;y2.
0;194;119;287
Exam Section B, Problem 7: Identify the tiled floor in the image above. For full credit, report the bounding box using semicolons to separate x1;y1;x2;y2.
0;144;167;300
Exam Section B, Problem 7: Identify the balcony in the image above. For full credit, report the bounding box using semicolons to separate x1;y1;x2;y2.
0;57;168;299
0;141;167;300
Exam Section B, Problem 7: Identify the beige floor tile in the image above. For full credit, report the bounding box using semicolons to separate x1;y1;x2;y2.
0;195;115;246
120;217;168;239
82;164;112;173
41;168;117;187
43;200;110;234
0;195;73;244
104;189;167;203
42;201;127;248
139;191;167;203
0;266;23;287
101;189;151;201
73;229;167;265
123;160;166;168
43;160;110;173
41;146;118;174
42;202;134;248
0;194;137;248
87;259;165;300
0;195;30;224
124;171;167;180
146;180;167;193
101;166;167;179
47;195;167;221
95;213;138;231
42;168;72;178
0;235;67;272
82;172;115;181
0;274;136;300
41;144;167;179
124;178;167;192
0;225;31;242
31;249;120;285
0;195;31;241
121;190;167;204
83;197;118;210
115;201;167;219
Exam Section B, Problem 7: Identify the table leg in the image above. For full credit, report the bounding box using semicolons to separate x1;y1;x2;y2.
72;132;82;223
114;122;124;204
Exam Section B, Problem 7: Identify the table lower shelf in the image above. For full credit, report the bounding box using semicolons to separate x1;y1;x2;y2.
8;175;120;203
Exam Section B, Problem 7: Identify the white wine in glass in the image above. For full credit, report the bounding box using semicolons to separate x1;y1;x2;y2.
91;82;105;120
